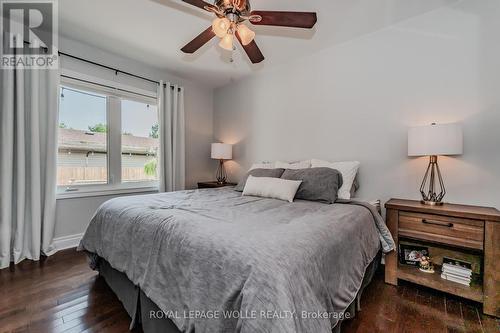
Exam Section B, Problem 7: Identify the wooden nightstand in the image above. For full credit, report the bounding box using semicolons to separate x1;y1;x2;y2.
197;181;237;189
384;198;500;317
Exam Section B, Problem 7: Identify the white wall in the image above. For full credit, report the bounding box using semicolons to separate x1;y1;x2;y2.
213;0;500;208
55;37;214;239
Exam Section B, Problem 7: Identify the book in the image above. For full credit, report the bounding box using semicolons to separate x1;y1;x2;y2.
442;257;472;270
441;271;471;282
442;269;472;279
442;262;472;271
441;273;471;286
442;264;472;277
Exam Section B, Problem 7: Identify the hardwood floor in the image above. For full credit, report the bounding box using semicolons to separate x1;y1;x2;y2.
341;269;499;333
1;249;498;333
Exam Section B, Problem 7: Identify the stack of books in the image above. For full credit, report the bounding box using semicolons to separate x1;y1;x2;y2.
440;257;472;286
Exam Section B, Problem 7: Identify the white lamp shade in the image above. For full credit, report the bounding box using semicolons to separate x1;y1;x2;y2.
211;143;232;160
408;123;463;157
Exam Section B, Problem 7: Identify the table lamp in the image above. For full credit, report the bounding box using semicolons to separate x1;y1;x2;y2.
408;123;463;205
211;143;233;184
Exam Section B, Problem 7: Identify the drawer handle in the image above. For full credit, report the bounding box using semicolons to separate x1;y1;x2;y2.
422;219;454;228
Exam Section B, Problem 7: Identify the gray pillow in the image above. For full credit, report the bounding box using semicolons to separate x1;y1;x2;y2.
350;176;360;198
280;167;343;204
234;168;286;192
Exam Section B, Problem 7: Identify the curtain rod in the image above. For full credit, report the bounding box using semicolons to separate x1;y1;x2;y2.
59;52;181;91
21;40;181;91
61;74;157;100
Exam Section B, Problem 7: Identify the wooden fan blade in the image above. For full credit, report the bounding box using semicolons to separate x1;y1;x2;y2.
235;31;264;64
250;11;317;29
181;0;217;12
181;26;216;54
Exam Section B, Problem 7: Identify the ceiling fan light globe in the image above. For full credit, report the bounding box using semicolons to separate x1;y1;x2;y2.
237;24;255;46
219;33;234;51
212;17;230;38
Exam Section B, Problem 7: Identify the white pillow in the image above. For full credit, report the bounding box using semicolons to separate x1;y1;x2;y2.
249;162;274;170
242;176;302;203
275;160;311;169
311;159;360;200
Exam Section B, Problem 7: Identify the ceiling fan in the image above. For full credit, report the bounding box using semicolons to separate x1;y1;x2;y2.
180;0;317;64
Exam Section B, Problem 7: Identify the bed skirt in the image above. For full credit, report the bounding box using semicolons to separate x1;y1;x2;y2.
96;252;381;333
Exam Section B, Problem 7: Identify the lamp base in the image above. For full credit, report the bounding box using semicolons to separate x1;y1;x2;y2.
421;200;444;206
216;159;227;184
419;155;446;205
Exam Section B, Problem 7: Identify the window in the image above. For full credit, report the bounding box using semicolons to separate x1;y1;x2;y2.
57;78;158;194
121;100;159;183
57;86;108;186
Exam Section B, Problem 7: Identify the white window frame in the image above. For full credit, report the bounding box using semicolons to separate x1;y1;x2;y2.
57;74;159;199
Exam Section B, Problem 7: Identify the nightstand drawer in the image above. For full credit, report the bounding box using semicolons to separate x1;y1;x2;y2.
399;211;484;250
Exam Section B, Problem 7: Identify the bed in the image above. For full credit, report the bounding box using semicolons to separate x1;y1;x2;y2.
78;187;394;333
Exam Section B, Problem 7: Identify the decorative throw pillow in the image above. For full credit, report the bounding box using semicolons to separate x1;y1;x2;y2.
234;168;285;192
274;160;312;169
280;167;343;204
242;176;302;203
249;162;275;170
311;159;360;200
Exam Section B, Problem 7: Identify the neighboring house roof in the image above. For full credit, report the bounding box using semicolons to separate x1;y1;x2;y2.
58;128;159;154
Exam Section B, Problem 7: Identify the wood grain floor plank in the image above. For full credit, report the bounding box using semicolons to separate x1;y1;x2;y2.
462;303;483;333
446;295;467;332
479;314;500;333
414;287;447;333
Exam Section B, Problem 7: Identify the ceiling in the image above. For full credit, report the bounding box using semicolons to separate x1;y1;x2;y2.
59;0;457;88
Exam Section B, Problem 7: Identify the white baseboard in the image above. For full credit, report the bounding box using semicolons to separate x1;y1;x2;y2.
53;233;83;251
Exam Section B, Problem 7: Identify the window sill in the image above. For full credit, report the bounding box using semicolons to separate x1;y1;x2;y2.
56;185;159;200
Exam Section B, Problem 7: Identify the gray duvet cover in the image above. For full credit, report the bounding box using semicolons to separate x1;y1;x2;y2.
78;188;394;333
